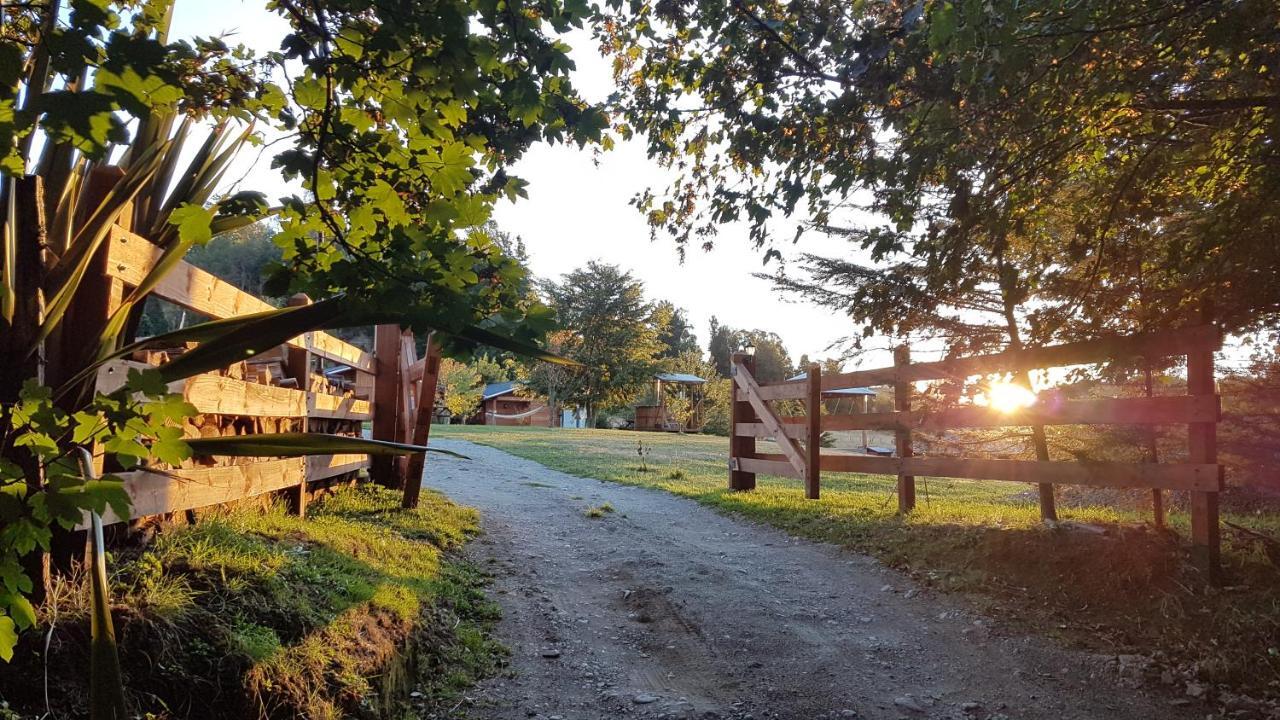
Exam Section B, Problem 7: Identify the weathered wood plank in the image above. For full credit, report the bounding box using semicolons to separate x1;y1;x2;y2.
186;374;308;416
307;392;373;421
816;454;1220;491
805;363;821;499
730;456;802;479
402;333;441;509
817;394;1220;431
752;381;808;401
821;324;1223;390
307;454;370;482
89;458;306;526
734;422;807;439
105;225;373;371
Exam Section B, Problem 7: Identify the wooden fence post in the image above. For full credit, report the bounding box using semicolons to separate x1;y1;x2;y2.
805;362;821;500
402;332;442;509
894;345;916;513
728;353;757;491
371;323;403;488
4;176;52;601
1187;312;1222;584
285;293;313;517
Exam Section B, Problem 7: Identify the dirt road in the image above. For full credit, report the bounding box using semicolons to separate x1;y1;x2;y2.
424;440;1192;720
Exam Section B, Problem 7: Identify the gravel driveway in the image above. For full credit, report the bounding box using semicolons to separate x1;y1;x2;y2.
423;439;1193;720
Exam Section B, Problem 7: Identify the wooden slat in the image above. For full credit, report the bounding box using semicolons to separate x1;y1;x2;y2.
737;379;803;399
310;331;374;373
821;324;1223;390
805;363;821;499
816;454;1220;491
402;334;442;509
732;360;808;478
307;454;370;482
186;374;308;417
106;226;374;372
817;394;1220;431
107;224;277;319
89;458;306;527
730;456;802;479
735;422;807;439
308;392;373;420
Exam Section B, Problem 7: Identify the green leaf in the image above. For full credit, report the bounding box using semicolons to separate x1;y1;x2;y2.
0;615;16;662
1;592;36;630
169;203;215;245
149;427;191;466
185;432;469;458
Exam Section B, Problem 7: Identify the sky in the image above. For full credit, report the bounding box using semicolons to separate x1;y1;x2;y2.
169;2;887;366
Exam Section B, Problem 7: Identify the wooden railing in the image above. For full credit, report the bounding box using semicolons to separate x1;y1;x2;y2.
85;223;410;525
728;323;1226;579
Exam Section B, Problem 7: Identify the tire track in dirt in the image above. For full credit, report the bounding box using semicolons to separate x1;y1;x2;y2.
423;440;1196;720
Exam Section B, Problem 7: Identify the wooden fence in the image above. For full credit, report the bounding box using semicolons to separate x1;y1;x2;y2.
80;220;435;526
728;323;1225;579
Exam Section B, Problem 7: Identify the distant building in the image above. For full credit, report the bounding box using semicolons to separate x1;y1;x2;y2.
468;381;557;427
634;372;707;432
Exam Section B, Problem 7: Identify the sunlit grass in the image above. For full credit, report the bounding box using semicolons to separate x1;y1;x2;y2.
17;484;502;719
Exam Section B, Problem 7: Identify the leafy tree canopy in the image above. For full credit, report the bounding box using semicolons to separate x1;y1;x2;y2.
601;0;1280;346
541;261;663;422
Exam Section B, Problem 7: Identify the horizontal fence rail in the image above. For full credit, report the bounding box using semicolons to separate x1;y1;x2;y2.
727;323;1226;580
79;223;429;527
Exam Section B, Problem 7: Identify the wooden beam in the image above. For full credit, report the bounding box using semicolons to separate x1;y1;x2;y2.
732;358;808;478
728;353;758;491
805;362;821;499
370;324;403;488
894;346;915;513
307;392;373;421
752;381;808;401
821;324;1223;390
815;394;1220;431
734;422;807;439
307;454;369;482
1187;312;1222;583
814;454;1221;492
730;456;801;479
88;458;306;527
186;374;308;416
104;225;374;371
402;333;441;509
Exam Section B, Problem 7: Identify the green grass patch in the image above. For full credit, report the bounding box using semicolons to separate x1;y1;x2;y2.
436;425;1280;702
585;502;616;518
2;484;503;719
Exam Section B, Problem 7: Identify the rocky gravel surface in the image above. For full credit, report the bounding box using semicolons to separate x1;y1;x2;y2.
424;440;1199;720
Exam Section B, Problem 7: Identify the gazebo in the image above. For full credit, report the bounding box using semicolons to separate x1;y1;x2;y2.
634;372;706;432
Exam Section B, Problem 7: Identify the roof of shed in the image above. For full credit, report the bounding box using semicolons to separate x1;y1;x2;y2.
655;372;706;384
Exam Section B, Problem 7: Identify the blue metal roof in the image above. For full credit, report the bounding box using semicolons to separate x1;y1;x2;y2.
655;372;706;384
482;381;519;400
786;371;876;396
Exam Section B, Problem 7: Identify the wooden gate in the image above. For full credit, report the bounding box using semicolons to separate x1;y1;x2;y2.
727;324;1225;579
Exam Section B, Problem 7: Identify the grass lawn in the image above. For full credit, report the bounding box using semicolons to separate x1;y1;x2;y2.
0;484;503;719
434;424;1280;703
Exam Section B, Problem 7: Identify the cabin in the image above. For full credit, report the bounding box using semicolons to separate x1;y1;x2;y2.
468;381;557;427
634;372;706;432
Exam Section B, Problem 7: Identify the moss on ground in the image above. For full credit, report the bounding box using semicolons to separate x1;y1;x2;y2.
0;484;504;719
436;425;1280;703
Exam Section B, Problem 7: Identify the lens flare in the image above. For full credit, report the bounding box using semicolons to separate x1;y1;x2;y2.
984;381;1037;413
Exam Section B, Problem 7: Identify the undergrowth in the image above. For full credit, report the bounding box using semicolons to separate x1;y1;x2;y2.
0;484;503;719
437;425;1280;706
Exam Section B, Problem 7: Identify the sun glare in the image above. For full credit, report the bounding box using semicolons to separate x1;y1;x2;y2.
984;381;1038;414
